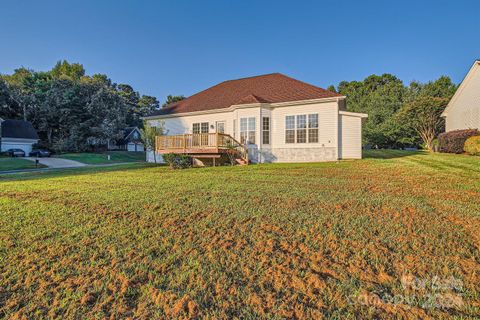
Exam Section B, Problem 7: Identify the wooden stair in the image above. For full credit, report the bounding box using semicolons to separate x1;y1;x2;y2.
235;158;248;166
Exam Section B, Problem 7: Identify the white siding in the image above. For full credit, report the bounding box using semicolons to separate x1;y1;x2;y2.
339;114;362;159
445;63;480;132
267;101;338;162
145;99;365;163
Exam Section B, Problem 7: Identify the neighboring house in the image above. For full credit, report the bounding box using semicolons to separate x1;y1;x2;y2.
0;118;39;154
144;73;367;164
108;127;144;152
442;60;480;132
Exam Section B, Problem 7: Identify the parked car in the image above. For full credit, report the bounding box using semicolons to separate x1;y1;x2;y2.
5;149;26;157
29;149;51;157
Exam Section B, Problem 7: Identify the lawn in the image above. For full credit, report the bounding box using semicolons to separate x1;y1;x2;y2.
0;151;479;319
0;157;47;171
57;151;145;164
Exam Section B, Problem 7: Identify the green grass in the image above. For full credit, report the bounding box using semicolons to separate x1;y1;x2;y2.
0;150;479;319
57;151;145;164
0;157;47;171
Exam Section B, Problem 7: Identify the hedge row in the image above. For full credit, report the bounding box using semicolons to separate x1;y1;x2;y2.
438;129;479;154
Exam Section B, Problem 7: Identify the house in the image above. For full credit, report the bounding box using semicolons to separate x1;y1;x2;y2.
144;73;367;164
0;118;39;154
107;127;145;152
441;60;480;132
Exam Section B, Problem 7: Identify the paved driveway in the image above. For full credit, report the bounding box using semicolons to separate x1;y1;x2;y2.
25;157;86;168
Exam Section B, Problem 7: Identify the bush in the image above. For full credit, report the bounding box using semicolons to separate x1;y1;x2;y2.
162;153;192;169
438;129;479;153
464;135;480;155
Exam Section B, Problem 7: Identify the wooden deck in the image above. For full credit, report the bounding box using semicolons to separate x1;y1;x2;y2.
156;133;249;164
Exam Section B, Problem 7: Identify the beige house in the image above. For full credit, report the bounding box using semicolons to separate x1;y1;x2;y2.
442;60;480;132
144;73;367;164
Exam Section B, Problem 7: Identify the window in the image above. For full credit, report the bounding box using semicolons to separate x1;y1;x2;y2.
193;122;209;134
262;117;270;145
308;114;319;143
201;122;209;133
285;114;318;144
296;115;307;143
285;116;295;143
240;117;256;144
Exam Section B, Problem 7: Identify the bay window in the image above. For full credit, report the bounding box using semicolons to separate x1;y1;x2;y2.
240;117;256;144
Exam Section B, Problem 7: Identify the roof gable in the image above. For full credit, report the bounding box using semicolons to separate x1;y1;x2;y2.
149;73;341;116
442;60;480;117
0;119;39;140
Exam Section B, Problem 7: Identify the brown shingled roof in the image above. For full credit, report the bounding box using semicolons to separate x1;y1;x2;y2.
149;73;341;116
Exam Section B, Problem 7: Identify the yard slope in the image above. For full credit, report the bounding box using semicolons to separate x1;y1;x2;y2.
0;151;479;319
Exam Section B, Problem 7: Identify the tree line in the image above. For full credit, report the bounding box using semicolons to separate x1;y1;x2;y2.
328;74;457;150
0;60;167;152
1;61;457;152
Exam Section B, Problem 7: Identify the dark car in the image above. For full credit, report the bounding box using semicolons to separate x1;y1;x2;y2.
5;149;26;157
29;149;51;157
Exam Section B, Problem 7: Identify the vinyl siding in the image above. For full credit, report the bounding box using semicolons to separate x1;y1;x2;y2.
145;99;364;163
445;63;480;132
339;114;362;159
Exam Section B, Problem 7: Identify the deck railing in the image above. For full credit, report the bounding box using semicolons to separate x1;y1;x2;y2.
156;133;248;162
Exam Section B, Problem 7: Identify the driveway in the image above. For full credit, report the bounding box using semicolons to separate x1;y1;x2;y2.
25;157;86;168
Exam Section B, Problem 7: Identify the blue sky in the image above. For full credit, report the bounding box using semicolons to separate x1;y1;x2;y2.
1;0;479;101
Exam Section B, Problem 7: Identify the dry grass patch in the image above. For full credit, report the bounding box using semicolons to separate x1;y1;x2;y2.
0;151;479;319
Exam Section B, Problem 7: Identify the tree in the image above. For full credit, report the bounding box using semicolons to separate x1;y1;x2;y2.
338;74;407;148
141;121;164;163
397;97;449;151
327;85;337;93
51;60;85;81
162;95;185;108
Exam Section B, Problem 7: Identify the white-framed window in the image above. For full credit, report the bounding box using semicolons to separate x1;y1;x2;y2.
193;122;209;134
285;114;319;144
296;115;307;143
308;114;319;143
240;117;256;144
262;117;270;145
285;115;295;143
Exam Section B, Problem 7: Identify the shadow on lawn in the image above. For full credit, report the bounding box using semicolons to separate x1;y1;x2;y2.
363;149;426;159
0;163;160;182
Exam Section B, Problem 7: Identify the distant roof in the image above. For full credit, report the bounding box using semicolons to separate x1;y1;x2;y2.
148;73;342;116
123;127;139;139
0;119;39;140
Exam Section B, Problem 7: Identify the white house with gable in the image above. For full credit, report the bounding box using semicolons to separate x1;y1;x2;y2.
143;73;367;165
442;60;480;132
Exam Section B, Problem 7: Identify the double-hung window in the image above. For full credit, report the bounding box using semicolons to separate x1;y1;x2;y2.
285;116;295;143
285;114;319;143
240;117;256;144
262;117;270;145
296;115;307;143
192;122;209;134
308;114;319;143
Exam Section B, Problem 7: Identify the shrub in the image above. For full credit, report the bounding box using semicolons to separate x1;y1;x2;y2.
464;135;480;155
438;129;479;153
162;153;192;169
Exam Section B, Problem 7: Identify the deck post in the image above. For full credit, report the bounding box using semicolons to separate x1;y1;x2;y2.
183;134;186;152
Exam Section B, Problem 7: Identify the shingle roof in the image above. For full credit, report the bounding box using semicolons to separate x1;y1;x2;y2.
149;73;342;116
0;119;39;139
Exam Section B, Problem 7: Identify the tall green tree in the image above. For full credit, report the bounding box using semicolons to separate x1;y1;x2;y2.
338;74;407;148
162;95;185;107
397;97;449;151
